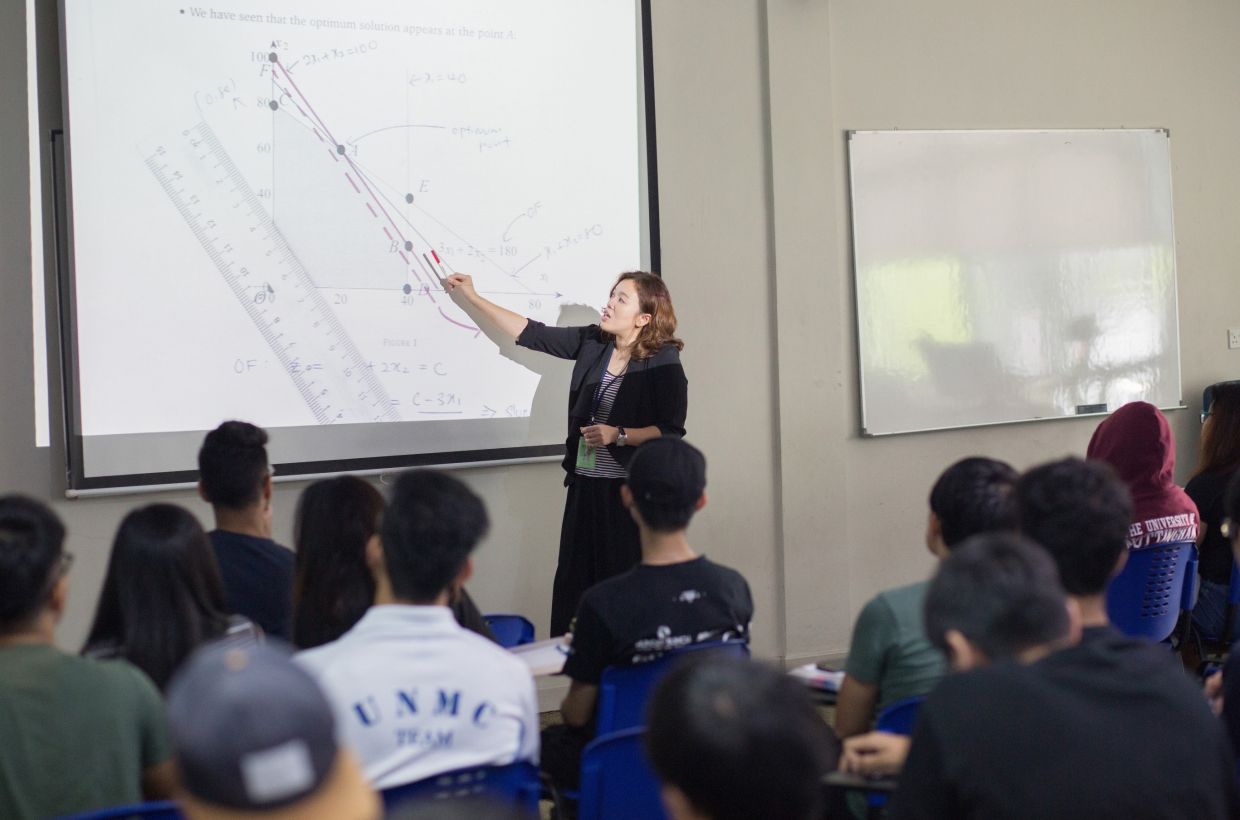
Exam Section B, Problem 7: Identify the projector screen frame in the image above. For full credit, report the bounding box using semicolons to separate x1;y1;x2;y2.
54;0;662;494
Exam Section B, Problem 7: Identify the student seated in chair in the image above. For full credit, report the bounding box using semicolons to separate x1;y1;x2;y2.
198;420;294;640
541;438;754;792
1018;456;1170;645
296;470;538;789
647;656;839;820
835;456;1018;739
0;496;175;819
840;531;1079;779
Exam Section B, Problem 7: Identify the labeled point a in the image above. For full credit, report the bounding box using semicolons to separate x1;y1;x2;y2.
268;52;278;62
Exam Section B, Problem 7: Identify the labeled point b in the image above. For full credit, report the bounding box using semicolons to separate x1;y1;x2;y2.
404;241;413;251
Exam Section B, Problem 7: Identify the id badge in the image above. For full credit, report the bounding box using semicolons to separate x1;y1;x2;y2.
576;437;597;470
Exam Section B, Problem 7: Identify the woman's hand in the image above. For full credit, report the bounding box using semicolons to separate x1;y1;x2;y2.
579;424;619;448
839;731;911;777
444;273;478;301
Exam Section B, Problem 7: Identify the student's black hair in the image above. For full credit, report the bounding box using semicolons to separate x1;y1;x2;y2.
646;656;838;820
928;456;1020;548
292;475;384;649
381;470;489;603
923;532;1070;661
84;504;231;689
1016;457;1132;596
197;420;270;510
0;496;67;631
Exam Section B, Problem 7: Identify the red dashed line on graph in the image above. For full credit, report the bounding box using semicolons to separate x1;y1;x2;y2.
398;250;409;264
272;58;480;318
383;226;394;241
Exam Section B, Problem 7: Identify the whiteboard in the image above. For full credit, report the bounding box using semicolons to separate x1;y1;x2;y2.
58;0;655;490
847;129;1182;436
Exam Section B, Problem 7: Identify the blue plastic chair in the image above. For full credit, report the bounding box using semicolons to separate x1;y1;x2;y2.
578;727;667;820
58;802;181;820
483;613;536;648
865;696;925;811
380;760;541;813
595;640;749;735
875;695;924;735
1105;540;1196;643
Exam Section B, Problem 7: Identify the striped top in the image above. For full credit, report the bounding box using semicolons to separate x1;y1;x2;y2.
576;369;628;478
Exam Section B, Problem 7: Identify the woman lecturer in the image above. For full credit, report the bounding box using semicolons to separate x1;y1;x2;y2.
444;271;687;635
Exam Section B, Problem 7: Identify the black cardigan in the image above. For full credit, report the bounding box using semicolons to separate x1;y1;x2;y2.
516;320;688;482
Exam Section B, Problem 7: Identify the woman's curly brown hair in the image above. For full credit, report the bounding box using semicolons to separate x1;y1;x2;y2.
603;271;684;359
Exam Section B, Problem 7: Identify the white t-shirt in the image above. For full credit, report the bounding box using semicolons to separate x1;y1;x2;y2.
296;605;539;789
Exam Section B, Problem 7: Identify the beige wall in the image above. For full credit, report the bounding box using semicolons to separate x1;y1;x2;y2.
3;0;1240;669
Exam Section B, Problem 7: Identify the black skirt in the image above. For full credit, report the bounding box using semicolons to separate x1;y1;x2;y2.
549;475;641;636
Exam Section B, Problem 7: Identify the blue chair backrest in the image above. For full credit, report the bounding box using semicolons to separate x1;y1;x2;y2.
596;640;749;735
1106;540;1195;643
58;802;181;820
484;613;536;648
578;727;667;820
875;695;924;736
380;760;541;814
866;696;925;809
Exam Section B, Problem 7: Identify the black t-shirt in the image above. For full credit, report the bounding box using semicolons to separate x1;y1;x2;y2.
208;529;294;641
1187;469;1238;583
563;556;753;686
890;629;1239;820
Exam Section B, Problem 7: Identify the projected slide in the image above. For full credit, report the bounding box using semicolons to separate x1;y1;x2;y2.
63;0;646;437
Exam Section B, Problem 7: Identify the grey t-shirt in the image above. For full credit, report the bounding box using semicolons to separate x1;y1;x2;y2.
844;580;946;714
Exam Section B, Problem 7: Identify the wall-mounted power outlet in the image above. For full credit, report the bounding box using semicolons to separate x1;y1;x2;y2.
1230;328;1240;350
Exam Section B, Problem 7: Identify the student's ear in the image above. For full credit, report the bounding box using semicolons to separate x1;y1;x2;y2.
261;471;273;508
454;556;475;588
1062;597;1084;647
694;492;707;512
196;481;209;504
659;784;707;820
620;484;634;509
944;629;988;672
48;575;69;623
1109;548;1129;579
636;312;652;329
925;512;947;558
364;534;385;575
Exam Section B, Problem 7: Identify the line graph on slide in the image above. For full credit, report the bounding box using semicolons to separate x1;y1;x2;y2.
65;0;646;436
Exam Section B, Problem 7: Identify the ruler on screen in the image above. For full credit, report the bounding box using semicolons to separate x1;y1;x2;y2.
142;120;399;424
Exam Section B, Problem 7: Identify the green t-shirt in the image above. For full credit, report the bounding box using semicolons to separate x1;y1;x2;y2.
844;580;946;714
0;644;172;820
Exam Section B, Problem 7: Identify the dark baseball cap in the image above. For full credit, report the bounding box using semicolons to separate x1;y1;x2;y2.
626;437;707;507
167;642;378;820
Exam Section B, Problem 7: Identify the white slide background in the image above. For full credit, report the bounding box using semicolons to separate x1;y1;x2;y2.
64;0;645;437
